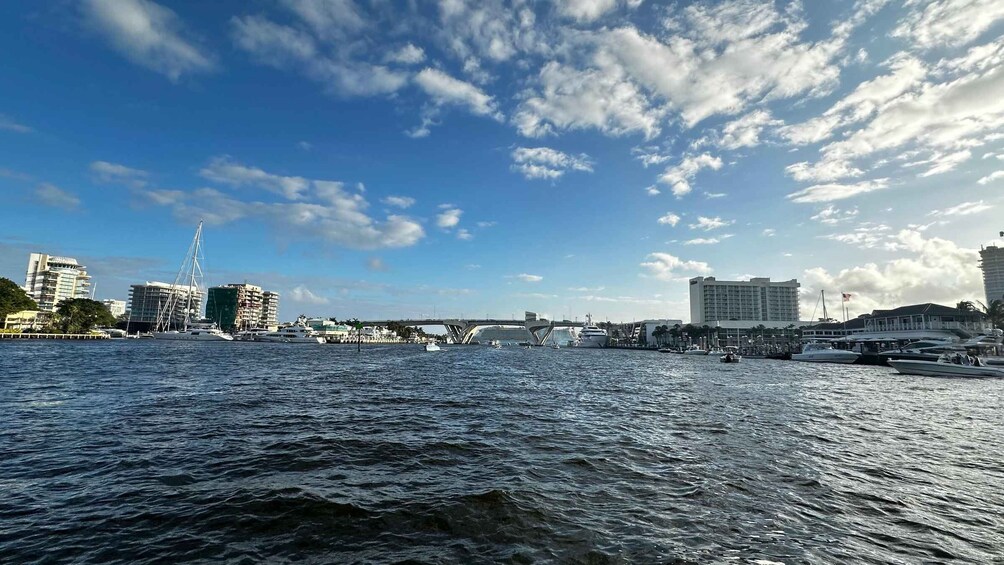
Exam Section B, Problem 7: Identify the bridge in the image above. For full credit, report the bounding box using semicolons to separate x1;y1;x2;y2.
357;316;584;345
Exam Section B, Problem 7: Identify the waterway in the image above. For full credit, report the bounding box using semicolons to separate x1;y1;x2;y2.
1;342;1001;563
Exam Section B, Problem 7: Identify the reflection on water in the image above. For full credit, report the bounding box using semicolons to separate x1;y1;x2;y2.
1;341;1001;563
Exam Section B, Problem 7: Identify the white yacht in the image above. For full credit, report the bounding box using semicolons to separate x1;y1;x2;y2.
683;345;708;356
792;342;860;364
424;342;441;352
574;314;609;348
259;323;325;344
152;222;233;342
234;328;271;341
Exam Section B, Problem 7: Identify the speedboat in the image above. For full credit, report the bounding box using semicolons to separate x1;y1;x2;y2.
683;345;708;356
707;347;725;356
791;342;860;364
259;324;324;344
888;355;1004;378
424;342;441;352
720;347;741;363
657;347;675;353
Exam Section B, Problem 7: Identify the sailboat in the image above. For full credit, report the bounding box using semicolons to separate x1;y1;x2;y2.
152;221;233;341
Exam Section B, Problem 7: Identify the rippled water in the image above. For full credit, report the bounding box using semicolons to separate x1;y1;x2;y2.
1;341;1002;563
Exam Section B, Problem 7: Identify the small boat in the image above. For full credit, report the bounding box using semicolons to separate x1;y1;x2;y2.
683;345;708;356
657;347;675;353
707;347;725;356
424;342;441;352
888;355;1004;378
720;347;741;363
792;342;859;364
551;343;560;350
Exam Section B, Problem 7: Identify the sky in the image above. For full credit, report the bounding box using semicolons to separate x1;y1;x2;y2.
1;0;1002;323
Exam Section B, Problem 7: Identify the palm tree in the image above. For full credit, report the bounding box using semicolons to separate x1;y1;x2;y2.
981;299;1004;329
957;300;977;313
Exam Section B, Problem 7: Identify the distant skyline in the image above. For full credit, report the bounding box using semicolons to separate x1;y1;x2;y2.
1;0;1002;322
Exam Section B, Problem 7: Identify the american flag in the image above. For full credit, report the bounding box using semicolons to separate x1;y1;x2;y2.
842;293;852;302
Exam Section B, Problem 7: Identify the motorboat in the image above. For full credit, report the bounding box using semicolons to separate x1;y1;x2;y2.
259;324;324;344
707;347;725;356
683;345;708;356
574;314;609;348
424;342;441;352
234;328;271;341
153;326;234;341
792;342;860;364
657;347;675;353
720;347;741;363
888;355;1004;378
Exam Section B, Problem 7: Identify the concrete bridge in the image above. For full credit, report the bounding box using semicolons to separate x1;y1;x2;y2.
358;316;584;345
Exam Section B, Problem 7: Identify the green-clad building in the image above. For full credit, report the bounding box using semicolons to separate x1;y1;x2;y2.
206;286;239;331
205;283;278;331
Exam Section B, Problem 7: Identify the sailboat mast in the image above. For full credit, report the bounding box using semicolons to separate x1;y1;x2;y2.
183;221;203;329
821;290;829;321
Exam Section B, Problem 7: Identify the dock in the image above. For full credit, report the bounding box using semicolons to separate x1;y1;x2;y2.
0;333;110;340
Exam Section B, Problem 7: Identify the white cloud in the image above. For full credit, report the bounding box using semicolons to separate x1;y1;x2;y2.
230;14;407;97
555;0;620;22
435;207;462;228
689;216;733;231
657;212;681;226
385;43;425;65
719;109;781;150
510;146;594;180
803;229;984;317
513;61;665;139
704;192;727;199
659;154;723;197
892;0;1004;49
810;204;860;225
82;0;215;81
762;228;776;237
297;141;312;150
786;179;890;203
457;229;473;240
288;285;330;305
977;170;1004;185
916;149;972;177
381;195;416;209
89;161;149;188
785;159;863;183
684;236;733;245
0;114;32;133
930;200;994;217
414;68;503;120
645;186;661;196
639;252;712;281
515;273;543;282
200;156;309;200
35;183;81;211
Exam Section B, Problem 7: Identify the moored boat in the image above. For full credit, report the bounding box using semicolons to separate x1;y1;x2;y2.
259;322;324;344
683;345;708;356
888;355;1004;378
792;342;859;364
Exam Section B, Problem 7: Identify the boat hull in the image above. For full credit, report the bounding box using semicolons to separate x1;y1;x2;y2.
888;359;1004;378
258;336;324;344
683;350;708;356
791;351;859;364
152;331;233;341
575;336;608;348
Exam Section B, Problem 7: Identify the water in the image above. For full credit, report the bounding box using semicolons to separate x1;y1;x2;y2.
1;342;1002;563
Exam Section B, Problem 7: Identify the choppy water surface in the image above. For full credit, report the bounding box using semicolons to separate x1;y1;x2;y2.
1;342;1002;563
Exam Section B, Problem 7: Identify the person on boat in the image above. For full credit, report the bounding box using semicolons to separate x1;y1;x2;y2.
952;353;963;365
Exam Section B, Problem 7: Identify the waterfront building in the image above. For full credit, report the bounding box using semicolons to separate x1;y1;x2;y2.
638;319;684;346
101;299;127;318
3;310;52;332
128;282;202;329
689;276;801;326
801;303;991;341
980;244;1004;304
23;253;92;312
261;291;280;330
306;318;350;340
206;283;269;331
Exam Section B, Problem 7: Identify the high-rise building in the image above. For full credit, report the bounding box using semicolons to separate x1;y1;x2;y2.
689;276;800;325
128;282;202;329
206;283;265;331
261;291;280;329
101;299;127;318
980;244;1004;304
23;253;92;312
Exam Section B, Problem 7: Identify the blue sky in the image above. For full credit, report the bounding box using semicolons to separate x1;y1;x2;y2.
1;0;1002;322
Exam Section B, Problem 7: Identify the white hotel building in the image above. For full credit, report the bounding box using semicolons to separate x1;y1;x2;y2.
24;253;92;312
980;244;1004;304
689;276;803;328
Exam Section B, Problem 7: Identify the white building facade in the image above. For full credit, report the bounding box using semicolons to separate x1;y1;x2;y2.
689;276;801;326
101;299;127;318
980;244;1004;304
261;291;280;329
24;253;92;312
128;281;202;329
